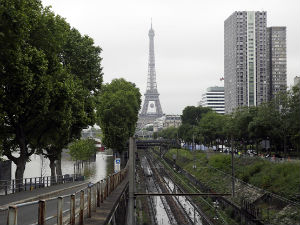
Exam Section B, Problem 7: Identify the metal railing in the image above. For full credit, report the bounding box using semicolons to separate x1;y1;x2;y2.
5;168;128;225
0;174;84;195
105;183;129;225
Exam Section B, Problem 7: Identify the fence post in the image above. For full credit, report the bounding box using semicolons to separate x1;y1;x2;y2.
57;196;63;225
97;182;100;207
100;180;104;203
12;180;14;193
113;174;115;191
88;187;92;218
106;176;109;196
93;186;97;212
5;180;8;195
70;194;75;225
7;206;17;225
38;200;46;225
80;190;84;225
103;179;106;200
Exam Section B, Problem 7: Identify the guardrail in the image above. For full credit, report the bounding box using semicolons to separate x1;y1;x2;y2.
104;183;129;225
0;174;84;195
4;167;127;225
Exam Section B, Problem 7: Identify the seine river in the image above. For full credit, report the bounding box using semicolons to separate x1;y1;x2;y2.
10;151;113;182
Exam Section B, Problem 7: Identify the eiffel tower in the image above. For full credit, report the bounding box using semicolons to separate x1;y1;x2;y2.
138;22;163;127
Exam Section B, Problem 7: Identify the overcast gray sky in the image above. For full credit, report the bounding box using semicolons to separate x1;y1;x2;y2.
42;0;300;114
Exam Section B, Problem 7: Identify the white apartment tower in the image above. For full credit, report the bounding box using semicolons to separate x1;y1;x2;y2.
199;86;225;114
224;11;268;113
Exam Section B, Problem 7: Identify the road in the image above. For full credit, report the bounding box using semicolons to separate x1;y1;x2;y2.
0;182;90;225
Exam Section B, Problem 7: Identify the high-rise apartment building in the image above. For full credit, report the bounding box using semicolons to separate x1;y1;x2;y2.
224;11;268;113
198;86;225;114
267;27;287;99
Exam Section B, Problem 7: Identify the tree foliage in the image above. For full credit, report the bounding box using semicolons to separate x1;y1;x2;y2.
174;87;300;155
181;106;212;126
68;139;97;161
157;127;178;139
96;78;141;152
0;0;103;180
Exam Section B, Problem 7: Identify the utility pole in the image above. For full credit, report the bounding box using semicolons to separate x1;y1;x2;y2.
193;134;196;170
231;136;235;197
127;137;135;225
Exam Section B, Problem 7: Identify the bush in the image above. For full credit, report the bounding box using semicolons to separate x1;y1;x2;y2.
208;154;231;173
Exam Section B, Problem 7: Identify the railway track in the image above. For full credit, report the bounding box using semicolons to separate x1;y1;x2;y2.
142;149;210;225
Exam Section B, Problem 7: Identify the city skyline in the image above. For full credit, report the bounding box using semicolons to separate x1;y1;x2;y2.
41;0;300;114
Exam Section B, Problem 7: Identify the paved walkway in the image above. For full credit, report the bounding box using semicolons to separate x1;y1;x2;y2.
84;176;129;225
0;181;88;209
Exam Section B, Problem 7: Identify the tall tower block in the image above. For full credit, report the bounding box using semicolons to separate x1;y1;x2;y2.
138;23;163;127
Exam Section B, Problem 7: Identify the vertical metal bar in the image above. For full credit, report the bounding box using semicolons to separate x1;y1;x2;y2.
24;178;27;191
35;177;37;189
104;179;107;199
7;206;17;225
79;190;84;225
103;180;106;200
57;197;63;225
12;180;14;194
30;178;32;191
93;186;97;212
70;194;75;225
107;176;110;196
127;137;135;225
38;200;46;225
231;136;235;197
97;182;100;207
5;180;8;195
88;187;91;218
100;180;104;203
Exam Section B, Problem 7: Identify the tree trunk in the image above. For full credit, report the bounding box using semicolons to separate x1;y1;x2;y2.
56;157;62;176
15;160;26;191
14;125;31;182
56;156;63;183
49;158;56;185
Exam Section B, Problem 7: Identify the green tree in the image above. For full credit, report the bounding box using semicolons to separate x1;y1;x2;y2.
36;14;103;177
96;78;141;152
69;139;97;161
288;86;300;152
157;127;178;139
248;102;281;152
0;1;103;180
178;124;195;144
0;0;52;181
181;106;212;126
198;111;225;147
230;107;257;151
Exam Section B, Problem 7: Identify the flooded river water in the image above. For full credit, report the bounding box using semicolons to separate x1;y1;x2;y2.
10;151;113;182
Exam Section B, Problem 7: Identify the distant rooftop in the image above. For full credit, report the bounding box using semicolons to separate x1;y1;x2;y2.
206;86;224;92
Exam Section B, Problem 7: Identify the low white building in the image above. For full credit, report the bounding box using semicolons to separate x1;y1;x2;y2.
153;115;182;132
198;86;224;114
163;115;181;129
